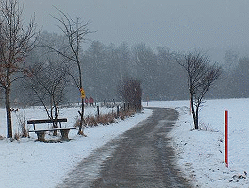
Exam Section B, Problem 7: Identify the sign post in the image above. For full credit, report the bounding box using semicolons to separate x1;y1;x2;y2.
225;110;228;167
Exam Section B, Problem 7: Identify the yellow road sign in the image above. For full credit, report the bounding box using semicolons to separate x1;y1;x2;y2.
80;88;86;99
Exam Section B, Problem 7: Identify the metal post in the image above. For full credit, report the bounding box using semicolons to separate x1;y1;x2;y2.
225;110;228;167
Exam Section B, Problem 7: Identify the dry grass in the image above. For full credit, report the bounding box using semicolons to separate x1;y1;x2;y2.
13;122;28;141
119;109;136;120
14;111;28;138
74;118;81;128
75;109;137;128
85;116;98;126
97;113;116;125
20;123;28;138
85;113;116;127
14;132;20;141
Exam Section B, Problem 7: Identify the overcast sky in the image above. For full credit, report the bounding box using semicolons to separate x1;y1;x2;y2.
19;0;249;52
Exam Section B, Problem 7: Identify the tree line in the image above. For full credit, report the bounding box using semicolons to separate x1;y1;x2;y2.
1;0;249;138
12;36;248;105
14;37;189;105
4;32;249;107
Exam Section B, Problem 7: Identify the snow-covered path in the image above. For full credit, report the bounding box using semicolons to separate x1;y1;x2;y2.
57;108;191;187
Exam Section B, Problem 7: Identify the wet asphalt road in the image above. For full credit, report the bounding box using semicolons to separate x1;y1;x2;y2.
57;108;192;188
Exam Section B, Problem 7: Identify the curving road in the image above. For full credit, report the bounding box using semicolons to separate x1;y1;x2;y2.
57;108;192;188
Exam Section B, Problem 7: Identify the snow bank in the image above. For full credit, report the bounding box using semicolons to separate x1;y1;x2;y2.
2;98;249;188
0;106;152;188
147;99;249;187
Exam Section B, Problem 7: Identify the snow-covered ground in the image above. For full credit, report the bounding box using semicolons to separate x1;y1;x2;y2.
147;99;249;187
0;105;152;188
1;98;249;187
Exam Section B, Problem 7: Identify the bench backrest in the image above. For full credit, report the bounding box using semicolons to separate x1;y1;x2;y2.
27;118;67;130
27;118;67;124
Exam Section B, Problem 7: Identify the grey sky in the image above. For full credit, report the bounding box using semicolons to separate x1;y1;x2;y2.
20;0;249;52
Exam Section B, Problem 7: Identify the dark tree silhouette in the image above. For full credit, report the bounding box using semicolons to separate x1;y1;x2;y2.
119;78;142;112
177;52;222;129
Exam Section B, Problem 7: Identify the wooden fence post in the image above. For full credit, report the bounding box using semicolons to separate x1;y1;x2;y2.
117;105;120;117
97;106;100;117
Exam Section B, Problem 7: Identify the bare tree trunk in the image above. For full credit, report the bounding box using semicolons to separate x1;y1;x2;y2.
190;93;197;129
194;106;199;129
190;94;199;129
78;98;85;134
53;102;59;136
77;59;85;135
6;85;12;138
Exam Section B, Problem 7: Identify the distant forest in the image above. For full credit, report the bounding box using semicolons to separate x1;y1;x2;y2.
4;31;249;107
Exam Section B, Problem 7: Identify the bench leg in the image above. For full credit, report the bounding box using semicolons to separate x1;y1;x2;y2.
60;129;70;141
36;131;46;142
53;130;58;136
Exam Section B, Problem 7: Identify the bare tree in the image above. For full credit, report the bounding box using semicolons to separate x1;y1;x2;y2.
0;0;37;138
24;60;68;135
49;8;91;135
177;52;222;129
25;61;67;118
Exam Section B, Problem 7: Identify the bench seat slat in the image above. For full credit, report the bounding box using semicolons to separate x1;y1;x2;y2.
28;127;76;132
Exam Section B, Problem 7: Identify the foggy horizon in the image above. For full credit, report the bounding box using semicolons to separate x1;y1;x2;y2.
19;0;249;57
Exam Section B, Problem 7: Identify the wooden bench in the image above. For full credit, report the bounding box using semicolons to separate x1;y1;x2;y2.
27;118;76;141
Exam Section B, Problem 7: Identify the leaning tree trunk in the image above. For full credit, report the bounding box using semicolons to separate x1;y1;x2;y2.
78;98;85;134
77;54;85;135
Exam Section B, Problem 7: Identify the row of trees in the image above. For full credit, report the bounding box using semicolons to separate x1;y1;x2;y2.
21;37;249;102
0;0;91;138
21;39;189;103
1;0;248;137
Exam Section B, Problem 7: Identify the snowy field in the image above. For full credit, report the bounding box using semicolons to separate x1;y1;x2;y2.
0;105;152;188
1;98;249;187
148;99;249;188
